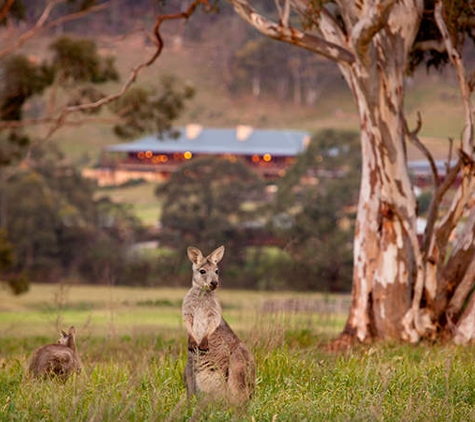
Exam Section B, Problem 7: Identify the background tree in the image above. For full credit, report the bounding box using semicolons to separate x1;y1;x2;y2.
273;130;360;292
1;143;142;284
155;155;266;264
229;37;339;104
110;75;195;139
0;2;196;292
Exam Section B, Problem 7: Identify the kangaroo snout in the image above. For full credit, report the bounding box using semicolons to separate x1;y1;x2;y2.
209;280;218;290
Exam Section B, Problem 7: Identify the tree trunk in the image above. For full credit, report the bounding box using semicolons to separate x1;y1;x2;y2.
331;2;423;343
340;67;419;342
226;0;475;345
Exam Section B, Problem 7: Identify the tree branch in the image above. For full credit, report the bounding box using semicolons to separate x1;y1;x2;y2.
0;115;120;130
403;112;452;259
405;112;438;187
351;0;397;66
412;39;446;53
0;1;110;59
428;1;475;284
435;0;473;153
43;0;209;139
225;0;355;64
0;0;14;24
275;0;290;27
290;0;350;59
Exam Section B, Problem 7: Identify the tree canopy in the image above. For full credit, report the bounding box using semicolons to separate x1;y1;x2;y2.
273;129;360;292
155;155;266;260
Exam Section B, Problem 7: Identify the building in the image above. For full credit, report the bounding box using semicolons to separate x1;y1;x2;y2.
84;125;311;186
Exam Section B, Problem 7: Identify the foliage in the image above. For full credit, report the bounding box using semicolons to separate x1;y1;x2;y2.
417;190;433;215
0;54;53;121
0;227;30;295
0;144;142;284
0;25;195;291
273;130;361;292
155;156;266;264
409;0;475;72
0;131;30;166
49;36;119;84
110;76;195;139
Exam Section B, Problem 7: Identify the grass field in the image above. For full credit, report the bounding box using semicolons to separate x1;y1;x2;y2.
1;283;475;421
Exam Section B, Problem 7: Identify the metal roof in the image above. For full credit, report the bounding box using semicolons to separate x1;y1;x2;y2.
105;126;310;157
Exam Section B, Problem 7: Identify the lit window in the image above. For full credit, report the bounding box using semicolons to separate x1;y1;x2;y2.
184;151;193;160
160;155;168;162
263;154;272;162
251;154;260;163
137;151;145;159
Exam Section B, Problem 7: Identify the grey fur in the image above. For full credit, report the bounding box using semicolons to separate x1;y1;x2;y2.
27;326;82;381
182;246;255;405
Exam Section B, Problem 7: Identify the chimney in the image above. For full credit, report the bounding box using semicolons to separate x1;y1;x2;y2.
236;125;253;141
186;124;203;140
303;135;311;148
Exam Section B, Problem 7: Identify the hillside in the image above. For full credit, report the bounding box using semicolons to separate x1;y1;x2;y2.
19;30;462;166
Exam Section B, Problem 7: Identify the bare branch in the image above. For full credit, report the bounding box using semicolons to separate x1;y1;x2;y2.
0;115;120;130
435;153;475;253
0;0;14;24
0;1;110;59
403;112;450;258
290;0;349;57
43;0;209;139
429;1;475;286
412;39;446;54
435;0;473;153
275;0;290;27
226;0;355;64
351;0;397;66
405;113;438;187
424;157;462;255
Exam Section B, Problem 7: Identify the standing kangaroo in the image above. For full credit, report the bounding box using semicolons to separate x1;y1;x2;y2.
27;326;82;381
182;245;255;405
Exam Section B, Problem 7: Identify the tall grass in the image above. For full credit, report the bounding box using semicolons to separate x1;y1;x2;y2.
1;284;474;421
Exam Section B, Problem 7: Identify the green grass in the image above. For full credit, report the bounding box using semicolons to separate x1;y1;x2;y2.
1;284;475;421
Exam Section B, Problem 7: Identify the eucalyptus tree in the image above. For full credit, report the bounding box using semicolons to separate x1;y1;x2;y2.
212;0;475;346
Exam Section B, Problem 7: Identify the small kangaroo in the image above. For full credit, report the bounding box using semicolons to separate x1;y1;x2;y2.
27;326;82;381
182;245;255;405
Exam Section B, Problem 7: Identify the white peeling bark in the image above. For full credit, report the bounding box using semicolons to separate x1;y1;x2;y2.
453;293;475;345
228;0;425;342
226;0;355;63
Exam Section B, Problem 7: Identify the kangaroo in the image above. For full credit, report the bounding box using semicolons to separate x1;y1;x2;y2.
182;245;255;405
27;326;82;381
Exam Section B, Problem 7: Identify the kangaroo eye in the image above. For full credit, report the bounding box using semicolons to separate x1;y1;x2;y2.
199;269;206;274
215;270;219;274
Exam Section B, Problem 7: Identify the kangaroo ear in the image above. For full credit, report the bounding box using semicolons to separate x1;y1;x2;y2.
61;330;68;338
187;246;204;265
208;245;225;264
68;326;76;336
